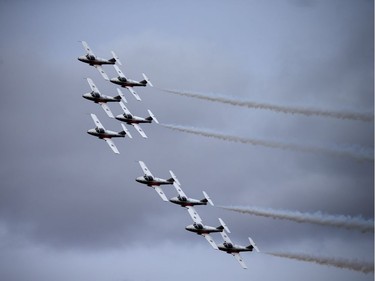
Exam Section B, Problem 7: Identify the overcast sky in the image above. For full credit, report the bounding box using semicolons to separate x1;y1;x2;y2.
0;0;373;280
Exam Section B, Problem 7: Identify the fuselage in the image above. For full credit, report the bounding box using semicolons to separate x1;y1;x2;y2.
87;128;124;139
78;55;115;66
136;176;173;186
83;93;121;103
217;243;253;254
115;114;151;124
110;77;147;87
185;223;223;234
169;196;207;207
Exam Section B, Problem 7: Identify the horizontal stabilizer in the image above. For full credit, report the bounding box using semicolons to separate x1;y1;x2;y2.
218;218;230;233
169;170;181;186
111;51;122;65
117;88;127;103
142;73;153;87
147;109;159;124
121;124;132;139
202;191;214;206
248;237;260;252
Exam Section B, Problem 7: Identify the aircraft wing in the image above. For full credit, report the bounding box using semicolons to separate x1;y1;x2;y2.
202;233;218;250
104;138;120;154
94;65;109;80
186;206;203;224
232;253;248;269
81;41;95;57
154;186;168;202
172;182;187;198
86;78;101;94
114;65;127;79
132;123;148;139
220;230;233;245
119;101;132;116
90;113;105;129
138;161;154;178
116;88;127;103
99;102;114;118
125;86;142;101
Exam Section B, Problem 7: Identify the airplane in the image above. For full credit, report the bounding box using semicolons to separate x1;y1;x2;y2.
83;78;123;118
185;206;230;250
168;171;214;207
78;41;122;80
135;161;175;201
110;65;152;100
87;113;132;154
115;101;159;138
217;230;260;269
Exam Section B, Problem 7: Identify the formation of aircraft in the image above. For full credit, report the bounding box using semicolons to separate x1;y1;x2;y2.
87;113;132;154
83;78;123;118
115;101;159;138
78;41;122;80
79;41;260;270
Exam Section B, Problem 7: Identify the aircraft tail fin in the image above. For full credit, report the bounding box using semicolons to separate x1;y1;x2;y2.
167;177;175;184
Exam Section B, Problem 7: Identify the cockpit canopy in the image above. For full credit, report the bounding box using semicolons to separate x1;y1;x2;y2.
118;76;127;82
91;91;100;98
144;175;154;181
178;195;187;202
86;54;95;60
193;222;204;230
223;242;233;248
123;114;132;119
95;127;105;134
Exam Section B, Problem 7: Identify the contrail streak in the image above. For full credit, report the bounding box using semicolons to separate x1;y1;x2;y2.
161;123;373;162
266;252;374;274
160;88;373;122
220;206;374;233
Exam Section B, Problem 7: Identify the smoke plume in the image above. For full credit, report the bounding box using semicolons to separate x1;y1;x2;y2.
160;88;373;122
266;252;374;274
161;123;373;162
220;206;374;233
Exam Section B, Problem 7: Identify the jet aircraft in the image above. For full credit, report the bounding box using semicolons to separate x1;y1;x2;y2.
135;161;175;201
110;65;152;101
115;101;159;138
87;113;132;154
83;78;122;118
217;231;259;269
185;207;230;250
168;172;213;207
78;41;122;80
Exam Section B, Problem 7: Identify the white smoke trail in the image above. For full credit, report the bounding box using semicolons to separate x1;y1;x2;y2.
220;206;374;233
160;88;373;122
266;252;374;274
161;123;373;162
